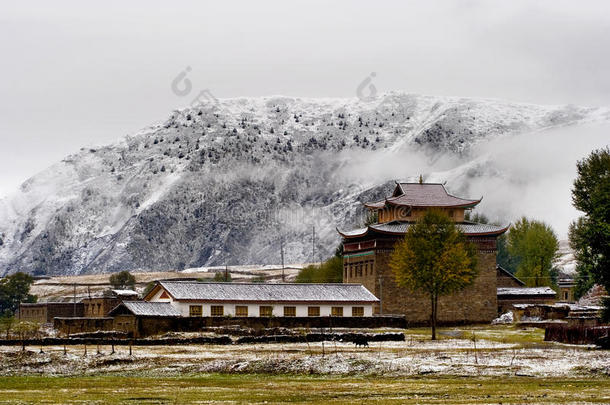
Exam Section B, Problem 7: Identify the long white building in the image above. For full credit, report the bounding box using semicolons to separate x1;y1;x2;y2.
144;281;379;317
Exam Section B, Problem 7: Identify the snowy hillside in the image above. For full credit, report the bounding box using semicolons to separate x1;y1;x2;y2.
1;93;608;276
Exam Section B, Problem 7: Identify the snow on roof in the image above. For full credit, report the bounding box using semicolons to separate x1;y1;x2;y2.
497;287;557;296
156;281;379;303
111;301;180;317
365;183;480;209
112;289;139;296
339;221;508;238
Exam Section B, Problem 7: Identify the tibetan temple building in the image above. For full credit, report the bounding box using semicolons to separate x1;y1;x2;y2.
338;181;508;324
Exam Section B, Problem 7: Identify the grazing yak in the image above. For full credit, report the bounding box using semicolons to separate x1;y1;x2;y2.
353;335;369;347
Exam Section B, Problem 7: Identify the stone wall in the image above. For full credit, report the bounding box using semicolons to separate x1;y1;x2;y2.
496;268;524;288
53;315;408;337
373;250;498;324
54;317;114;336
19;303;84;324
498;296;557;315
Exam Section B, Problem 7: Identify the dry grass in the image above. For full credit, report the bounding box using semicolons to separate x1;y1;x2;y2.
0;374;608;404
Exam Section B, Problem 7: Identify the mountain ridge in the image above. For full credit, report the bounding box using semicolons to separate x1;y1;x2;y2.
1;93;608;276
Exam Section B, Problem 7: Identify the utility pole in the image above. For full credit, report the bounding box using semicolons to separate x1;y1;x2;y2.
73;284;77;317
312;224;316;266
280;234;285;282
378;277;383;315
225;265;229;282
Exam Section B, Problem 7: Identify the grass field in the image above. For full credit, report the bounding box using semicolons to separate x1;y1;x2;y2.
1;326;608;404
0;374;609;404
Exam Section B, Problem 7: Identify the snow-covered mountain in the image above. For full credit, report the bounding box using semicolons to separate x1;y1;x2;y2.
1;93;608;276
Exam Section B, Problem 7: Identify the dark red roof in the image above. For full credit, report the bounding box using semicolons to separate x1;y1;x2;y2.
365;183;481;209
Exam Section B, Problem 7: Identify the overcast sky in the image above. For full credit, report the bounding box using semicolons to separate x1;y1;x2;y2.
1;0;609;197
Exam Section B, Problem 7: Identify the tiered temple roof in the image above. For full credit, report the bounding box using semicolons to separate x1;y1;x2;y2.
365;182;481;209
339;181;507;238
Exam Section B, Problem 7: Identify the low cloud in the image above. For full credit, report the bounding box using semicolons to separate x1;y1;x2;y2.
340;123;609;239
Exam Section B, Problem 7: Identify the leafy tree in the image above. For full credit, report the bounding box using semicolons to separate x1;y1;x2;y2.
507;217;559;287
0;273;37;316
296;256;343;283
569;147;610;298
465;212;518;273
389;210;478;340
142;282;156;298
569;217;597;299
464;211;490;224
496;234;519;274
364;210;378;226
14;320;39;340
109;271;136;290
0;316;15;339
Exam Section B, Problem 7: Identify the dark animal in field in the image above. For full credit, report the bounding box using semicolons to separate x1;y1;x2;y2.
353;336;369;347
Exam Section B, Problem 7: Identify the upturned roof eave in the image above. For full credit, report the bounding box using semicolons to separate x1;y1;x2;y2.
383;198;482;209
338;222;509;239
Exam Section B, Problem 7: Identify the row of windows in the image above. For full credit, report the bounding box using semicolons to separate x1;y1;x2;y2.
344;259;374;279
22;309;44;316
84;303;104;315
189;305;365;317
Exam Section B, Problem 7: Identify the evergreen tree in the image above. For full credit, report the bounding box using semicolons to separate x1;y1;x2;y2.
389;210;478;340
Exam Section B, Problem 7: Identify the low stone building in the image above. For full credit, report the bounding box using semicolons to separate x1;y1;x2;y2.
558;277;576;303
338;181;508;324
144;281;379;317
108;301;181;335
18;302;84;324
496;265;525;288
82;289;139;317
497;287;557;314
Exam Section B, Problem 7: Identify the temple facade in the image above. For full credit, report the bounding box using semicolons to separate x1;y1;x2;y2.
338;181;508;324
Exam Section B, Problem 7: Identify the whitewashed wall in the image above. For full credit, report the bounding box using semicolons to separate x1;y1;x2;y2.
148;289;373;317
168;302;371;317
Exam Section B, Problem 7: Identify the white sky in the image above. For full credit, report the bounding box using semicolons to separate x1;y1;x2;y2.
1;0;610;196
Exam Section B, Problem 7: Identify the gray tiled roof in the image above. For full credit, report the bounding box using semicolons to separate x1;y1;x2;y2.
115;301;181;316
497;287;557;296
158;281;379;303
339;221;507;238
366;183;480;208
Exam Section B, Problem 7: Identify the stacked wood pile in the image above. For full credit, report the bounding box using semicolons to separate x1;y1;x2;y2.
545;324;610;347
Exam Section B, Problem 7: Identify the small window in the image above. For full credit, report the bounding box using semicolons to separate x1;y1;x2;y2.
283;306;296;317
259;306;273;317
352;307;364;317
308;306;320;317
563;292;568;300
331;307;343;317
210;305;224;317
235;306;248;316
189;305;202;317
